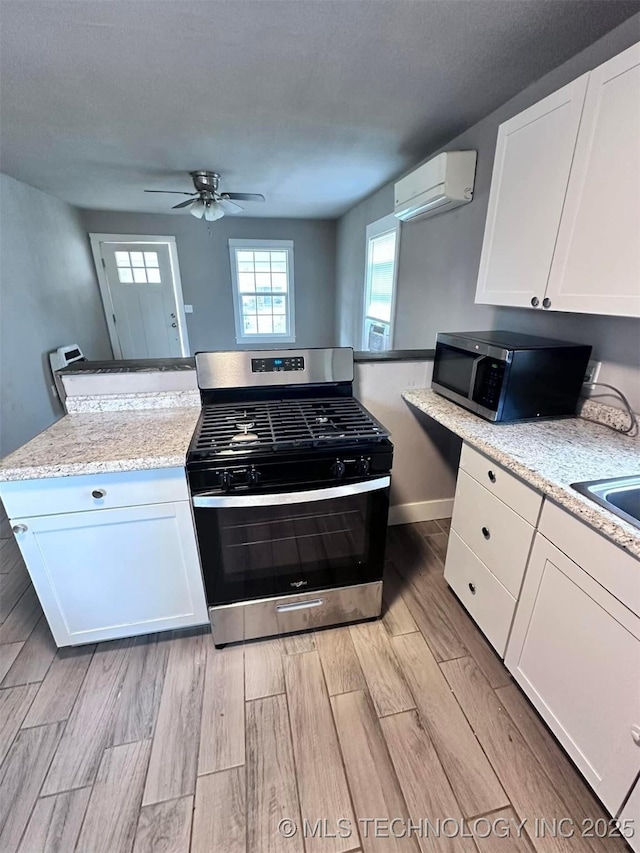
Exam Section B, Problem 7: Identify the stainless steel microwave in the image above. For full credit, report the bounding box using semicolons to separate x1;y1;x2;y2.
432;331;592;422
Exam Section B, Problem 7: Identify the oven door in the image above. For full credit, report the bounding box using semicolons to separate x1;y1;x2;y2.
192;477;390;605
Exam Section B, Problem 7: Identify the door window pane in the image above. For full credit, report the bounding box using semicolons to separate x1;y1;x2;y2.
133;268;147;283
115;251;130;267
118;267;133;283
147;268;161;284
130;252;145;267
144;252;159;267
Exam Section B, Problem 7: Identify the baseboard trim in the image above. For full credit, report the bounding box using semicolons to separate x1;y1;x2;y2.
388;499;454;526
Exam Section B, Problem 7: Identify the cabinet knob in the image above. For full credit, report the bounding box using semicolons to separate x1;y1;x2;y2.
171;322;177;328
481;526;491;540
632;725;640;746
12;524;27;535
530;297;540;307
91;488;107;499
468;582;476;595
542;297;552;309
487;470;496;484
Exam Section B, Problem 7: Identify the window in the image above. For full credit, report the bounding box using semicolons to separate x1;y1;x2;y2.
362;214;400;352
229;239;295;343
114;249;161;284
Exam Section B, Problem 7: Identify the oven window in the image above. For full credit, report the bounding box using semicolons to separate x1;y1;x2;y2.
194;488;389;605
433;344;477;397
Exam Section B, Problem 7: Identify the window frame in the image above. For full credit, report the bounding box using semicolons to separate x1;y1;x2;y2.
361;214;401;351
228;238;296;344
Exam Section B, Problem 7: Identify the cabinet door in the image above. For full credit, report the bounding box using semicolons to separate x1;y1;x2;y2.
618;778;640;852
12;502;208;646
545;42;640;316
475;74;589;308
506;533;640;816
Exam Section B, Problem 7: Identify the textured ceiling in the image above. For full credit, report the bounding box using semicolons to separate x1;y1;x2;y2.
1;0;638;218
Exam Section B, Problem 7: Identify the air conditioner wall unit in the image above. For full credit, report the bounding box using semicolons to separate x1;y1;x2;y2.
394;151;477;222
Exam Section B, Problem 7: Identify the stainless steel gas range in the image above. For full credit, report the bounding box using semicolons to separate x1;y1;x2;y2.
186;347;393;646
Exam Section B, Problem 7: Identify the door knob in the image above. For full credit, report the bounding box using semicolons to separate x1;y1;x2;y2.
12;524;27;534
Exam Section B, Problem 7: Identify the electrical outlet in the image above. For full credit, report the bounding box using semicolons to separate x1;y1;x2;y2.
184;304;194;314
583;360;601;385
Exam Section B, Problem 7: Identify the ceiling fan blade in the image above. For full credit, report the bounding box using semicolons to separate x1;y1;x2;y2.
221;192;265;202
218;198;243;214
144;190;198;195
172;198;197;209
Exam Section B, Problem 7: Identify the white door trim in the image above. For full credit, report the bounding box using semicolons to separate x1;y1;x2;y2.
89;233;190;357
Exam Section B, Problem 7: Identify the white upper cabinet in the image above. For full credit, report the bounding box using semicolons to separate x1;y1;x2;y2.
545;42;640;316
476;41;640;317
475;75;589;309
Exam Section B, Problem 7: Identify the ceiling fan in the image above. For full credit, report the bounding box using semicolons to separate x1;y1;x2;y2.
144;171;265;221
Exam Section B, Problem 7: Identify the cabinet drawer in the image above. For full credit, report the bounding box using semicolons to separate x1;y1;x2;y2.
452;470;534;597
0;467;189;519
444;530;516;657
460;443;542;525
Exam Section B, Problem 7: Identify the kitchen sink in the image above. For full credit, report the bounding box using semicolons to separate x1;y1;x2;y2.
571;475;640;530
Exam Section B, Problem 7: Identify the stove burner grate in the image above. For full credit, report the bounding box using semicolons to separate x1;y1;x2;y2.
191;396;388;456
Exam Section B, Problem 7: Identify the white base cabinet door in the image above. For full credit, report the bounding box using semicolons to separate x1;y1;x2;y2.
12;501;208;646
545;42;640;317
506;532;640;816
619;779;640;851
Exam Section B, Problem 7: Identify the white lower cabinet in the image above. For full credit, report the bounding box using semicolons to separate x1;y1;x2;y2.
9;477;208;646
619;779;640;852
506;531;640;816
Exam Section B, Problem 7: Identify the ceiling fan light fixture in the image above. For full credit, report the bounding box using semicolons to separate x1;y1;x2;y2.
189;199;206;219
204;200;225;222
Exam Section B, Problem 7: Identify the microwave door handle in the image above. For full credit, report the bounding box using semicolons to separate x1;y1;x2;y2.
192;476;391;509
468;355;485;398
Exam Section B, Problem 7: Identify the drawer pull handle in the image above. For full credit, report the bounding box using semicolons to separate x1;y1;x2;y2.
91;489;107;499
632;726;640;746
481;526;491;540
487;470;496;484
276;598;323;613
12;524;27;535
468;582;476;595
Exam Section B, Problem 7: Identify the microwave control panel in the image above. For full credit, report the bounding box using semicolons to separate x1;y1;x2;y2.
477;361;506;409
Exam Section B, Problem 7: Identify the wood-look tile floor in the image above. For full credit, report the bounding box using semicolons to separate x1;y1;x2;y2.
0;515;629;853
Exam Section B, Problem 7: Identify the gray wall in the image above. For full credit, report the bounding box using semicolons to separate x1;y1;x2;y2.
336;15;640;411
80;211;337;353
0;174;112;456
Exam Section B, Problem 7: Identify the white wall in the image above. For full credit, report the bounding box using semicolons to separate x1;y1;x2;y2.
0;174;112;456
355;360;460;521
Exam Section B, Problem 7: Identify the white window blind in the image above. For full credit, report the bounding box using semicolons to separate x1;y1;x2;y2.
365;230;397;323
362;214;400;351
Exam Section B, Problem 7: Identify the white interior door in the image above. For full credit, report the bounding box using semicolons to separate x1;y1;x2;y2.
92;237;189;359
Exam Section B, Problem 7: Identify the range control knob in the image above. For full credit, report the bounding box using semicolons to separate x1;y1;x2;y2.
248;468;261;486
332;459;346;479
219;471;232;491
356;457;370;476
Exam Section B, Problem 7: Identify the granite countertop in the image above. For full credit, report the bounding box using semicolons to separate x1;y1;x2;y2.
0;407;201;482
403;388;640;559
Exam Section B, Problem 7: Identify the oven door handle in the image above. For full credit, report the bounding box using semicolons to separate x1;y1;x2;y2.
192;476;390;508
